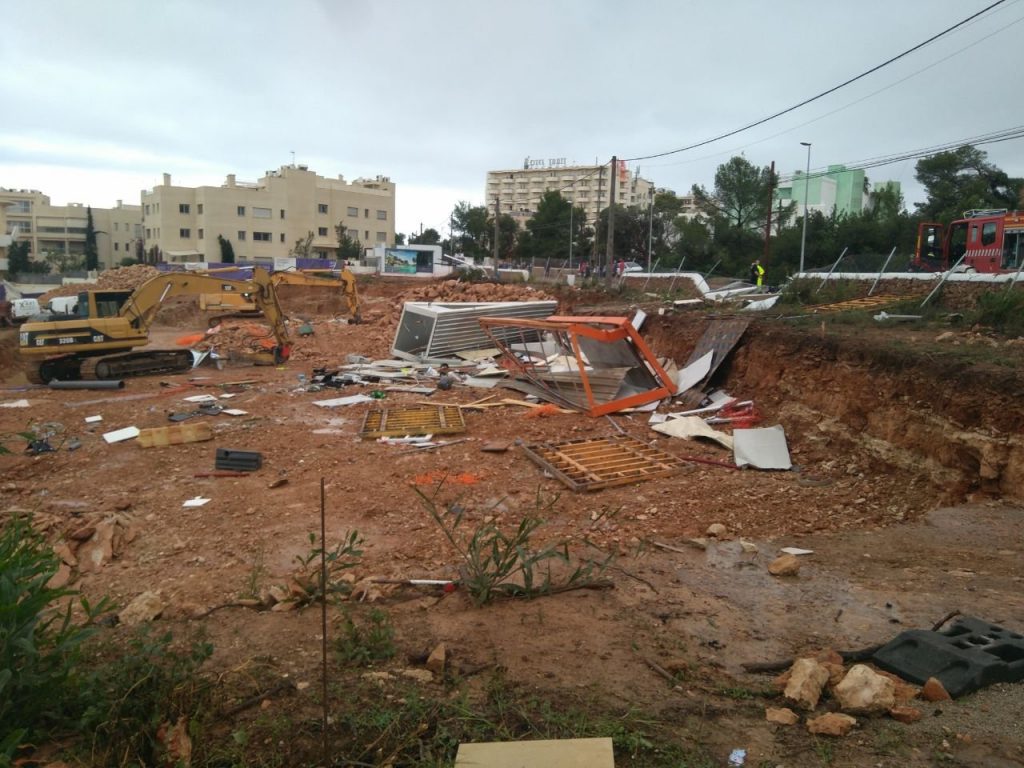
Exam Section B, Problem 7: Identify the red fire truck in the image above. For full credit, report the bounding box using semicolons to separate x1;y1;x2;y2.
912;209;1024;273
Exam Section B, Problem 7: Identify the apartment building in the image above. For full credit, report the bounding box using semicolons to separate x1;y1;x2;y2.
485;160;654;224
776;164;900;218
0;188;142;270
140;165;395;263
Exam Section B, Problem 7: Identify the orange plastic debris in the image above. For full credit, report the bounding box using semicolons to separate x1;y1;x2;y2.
411;470;482;486
175;333;206;347
523;404;561;419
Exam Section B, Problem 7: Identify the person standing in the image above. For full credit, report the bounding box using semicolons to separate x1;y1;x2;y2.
750;259;765;292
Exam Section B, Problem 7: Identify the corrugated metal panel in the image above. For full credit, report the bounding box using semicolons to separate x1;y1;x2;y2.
392;301;557;361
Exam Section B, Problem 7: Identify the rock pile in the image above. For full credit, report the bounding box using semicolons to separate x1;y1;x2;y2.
39;264;161;303
768;650;927;737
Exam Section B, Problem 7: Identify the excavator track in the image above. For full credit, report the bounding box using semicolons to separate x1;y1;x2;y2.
79;350;194;380
28;354;82;384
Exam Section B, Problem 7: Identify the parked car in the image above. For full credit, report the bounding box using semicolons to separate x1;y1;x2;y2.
622;261;643;273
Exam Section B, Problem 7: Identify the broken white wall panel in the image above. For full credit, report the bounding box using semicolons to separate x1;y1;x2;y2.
102;426;141;444
674;350;713;397
733;425;792;470
391;300;557;362
652;416;734;450
455;737;614;768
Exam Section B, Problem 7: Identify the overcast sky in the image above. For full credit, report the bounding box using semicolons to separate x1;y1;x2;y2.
2;0;1022;236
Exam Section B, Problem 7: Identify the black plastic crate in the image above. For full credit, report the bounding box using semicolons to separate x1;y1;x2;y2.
872;616;1024;698
215;448;262;472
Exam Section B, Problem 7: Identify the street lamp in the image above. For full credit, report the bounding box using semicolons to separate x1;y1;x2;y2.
799;142;812;274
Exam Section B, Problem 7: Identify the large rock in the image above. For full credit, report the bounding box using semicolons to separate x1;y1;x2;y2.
834;664;896;715
119;591;164;626
706;523;727;538
765;707;800;725
784;658;830;710
807;712;857;737
768;553;801;576
47;563;73;590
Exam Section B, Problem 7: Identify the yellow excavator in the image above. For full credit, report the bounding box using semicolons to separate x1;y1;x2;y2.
198;266;361;323
18;267;291;382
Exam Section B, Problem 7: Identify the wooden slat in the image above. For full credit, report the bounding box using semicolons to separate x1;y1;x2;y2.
360;405;467;438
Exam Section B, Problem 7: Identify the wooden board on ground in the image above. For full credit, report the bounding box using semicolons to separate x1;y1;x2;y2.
138;421;214;448
455;737;614;768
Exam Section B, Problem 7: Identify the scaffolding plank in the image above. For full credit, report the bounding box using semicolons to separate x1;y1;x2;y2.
360;405;466;438
521;435;686;492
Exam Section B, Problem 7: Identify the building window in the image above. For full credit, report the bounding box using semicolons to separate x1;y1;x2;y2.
376;210;387;220
237;206;246;216
364;209;369;218
197;204;204;214
347;206;358;217
114;242;119;251
179;203;190;214
198;229;204;240
364;230;369;240
146;228;151;238
280;233;285;243
280;209;286;219
253;207;271;219
318;203;328;214
179;228;191;238
318;227;328;236
375;231;386;242
253;231;271;241
237;230;246;241
114;222;119;231
144;205;151;215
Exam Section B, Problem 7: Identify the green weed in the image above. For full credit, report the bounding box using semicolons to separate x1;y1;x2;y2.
293;529;363;603
335;607;396;666
417;486;612;606
0;515;107;760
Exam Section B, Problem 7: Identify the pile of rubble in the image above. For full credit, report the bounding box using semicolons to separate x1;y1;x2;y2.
39;264;161;303
767;650;950;736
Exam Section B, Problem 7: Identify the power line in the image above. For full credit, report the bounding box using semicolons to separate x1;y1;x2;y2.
640;8;1024;172
623;0;1009;163
777;124;1024;184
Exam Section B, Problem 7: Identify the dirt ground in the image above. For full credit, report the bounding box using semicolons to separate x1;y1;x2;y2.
2;277;1023;767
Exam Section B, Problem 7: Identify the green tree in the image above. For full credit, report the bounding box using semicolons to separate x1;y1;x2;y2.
518;191;586;268
915;145;1022;224
692;156;783;230
84;206;99;271
691;156;791;276
483;213;518;262
335;223;362;261
217;234;236;263
43;250;85;273
594;204;648;264
410;228;441;246
6;240;33;275
451;201;490;262
394;232;406;246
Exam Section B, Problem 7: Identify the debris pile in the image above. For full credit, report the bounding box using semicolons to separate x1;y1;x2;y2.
39;264;161;303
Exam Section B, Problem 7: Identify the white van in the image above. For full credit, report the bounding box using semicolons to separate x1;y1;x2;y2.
8;298;40;323
48;295;79;315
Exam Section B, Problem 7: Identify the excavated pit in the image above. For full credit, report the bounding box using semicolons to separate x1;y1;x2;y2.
646;315;1024;503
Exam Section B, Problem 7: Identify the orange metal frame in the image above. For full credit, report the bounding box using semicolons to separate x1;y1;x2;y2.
478;315;675;417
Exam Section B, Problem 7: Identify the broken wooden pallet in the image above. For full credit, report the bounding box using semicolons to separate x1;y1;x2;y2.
521;435;686;492
360;405;466;438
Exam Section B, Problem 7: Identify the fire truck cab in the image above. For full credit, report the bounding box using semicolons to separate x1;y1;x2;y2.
912;209;1024;273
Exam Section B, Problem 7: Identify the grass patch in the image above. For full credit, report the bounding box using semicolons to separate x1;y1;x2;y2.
335;607;396;666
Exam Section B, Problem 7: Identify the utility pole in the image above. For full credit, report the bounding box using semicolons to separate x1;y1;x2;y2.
762;160;775;264
646;185;654;273
605;156;617;288
493;196;500;266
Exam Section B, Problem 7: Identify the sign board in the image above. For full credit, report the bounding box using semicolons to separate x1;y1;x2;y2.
384;248;420;274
